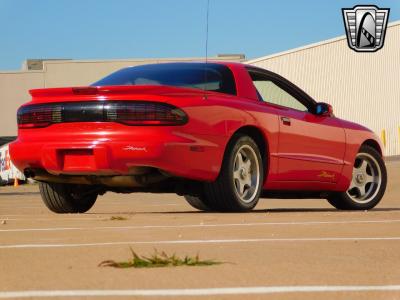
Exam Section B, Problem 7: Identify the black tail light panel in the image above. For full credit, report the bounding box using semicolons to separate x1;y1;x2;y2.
17;101;188;129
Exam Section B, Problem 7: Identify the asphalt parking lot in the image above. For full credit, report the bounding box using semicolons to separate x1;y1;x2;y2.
0;161;399;299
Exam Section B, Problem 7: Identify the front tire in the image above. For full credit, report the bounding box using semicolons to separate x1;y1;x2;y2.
327;145;387;210
39;182;98;213
203;134;264;212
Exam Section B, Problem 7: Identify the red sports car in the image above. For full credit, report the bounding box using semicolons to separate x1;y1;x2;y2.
10;62;387;213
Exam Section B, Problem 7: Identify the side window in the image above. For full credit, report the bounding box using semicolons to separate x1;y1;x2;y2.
250;72;308;112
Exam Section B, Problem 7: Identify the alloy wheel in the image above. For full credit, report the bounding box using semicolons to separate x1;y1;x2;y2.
232;145;261;204
346;152;382;203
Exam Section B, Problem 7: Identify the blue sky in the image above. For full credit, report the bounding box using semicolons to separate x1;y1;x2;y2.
0;0;399;70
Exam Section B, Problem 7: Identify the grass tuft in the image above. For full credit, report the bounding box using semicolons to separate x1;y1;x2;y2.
98;248;222;268
109;216;128;221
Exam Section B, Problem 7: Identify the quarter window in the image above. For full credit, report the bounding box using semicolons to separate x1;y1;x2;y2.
253;80;307;111
249;71;308;111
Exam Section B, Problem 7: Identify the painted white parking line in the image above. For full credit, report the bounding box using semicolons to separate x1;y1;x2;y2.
1;285;400;298
1;236;400;249
1;219;400;233
148;203;181;206
0;217;105;221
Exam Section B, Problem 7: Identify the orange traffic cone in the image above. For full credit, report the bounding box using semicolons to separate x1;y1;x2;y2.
14;177;19;187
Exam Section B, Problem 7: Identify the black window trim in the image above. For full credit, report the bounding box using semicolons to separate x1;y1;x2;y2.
246;66;317;114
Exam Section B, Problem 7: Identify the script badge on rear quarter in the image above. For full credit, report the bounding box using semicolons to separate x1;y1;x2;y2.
342;5;390;52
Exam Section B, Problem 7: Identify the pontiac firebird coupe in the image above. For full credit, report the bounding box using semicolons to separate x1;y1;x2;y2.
10;62;387;213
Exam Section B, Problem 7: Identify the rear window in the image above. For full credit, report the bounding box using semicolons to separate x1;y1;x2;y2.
92;63;236;95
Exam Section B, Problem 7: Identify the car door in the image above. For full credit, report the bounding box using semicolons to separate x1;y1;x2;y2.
248;69;346;183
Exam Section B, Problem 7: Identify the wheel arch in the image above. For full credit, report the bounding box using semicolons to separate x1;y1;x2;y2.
221;125;270;182
361;139;383;156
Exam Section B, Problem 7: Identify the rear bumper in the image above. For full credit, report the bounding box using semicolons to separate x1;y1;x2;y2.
10;124;225;182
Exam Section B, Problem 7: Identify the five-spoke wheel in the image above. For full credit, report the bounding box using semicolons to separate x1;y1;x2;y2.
327;145;387;210
184;134;264;212
346;153;382;203
233;145;261;204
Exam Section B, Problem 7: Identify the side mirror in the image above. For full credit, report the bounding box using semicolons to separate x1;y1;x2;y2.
315;102;334;117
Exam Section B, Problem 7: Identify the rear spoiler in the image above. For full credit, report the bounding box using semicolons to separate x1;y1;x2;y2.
29;85;208;98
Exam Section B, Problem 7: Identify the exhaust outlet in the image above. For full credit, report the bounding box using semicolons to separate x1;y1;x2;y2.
28;169;169;188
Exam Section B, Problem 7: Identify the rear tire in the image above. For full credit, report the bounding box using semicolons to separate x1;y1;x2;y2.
203;134;264;212
184;195;212;211
39;182;98;213
327;145;387;210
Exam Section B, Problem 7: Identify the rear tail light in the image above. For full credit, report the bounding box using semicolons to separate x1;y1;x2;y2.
17;101;187;129
106;102;187;125
17;104;62;129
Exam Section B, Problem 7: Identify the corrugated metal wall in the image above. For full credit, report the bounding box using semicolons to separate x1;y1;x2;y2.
248;22;400;157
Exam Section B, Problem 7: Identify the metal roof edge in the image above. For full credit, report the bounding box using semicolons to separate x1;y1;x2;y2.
0;70;44;75
247;20;400;64
41;56;244;66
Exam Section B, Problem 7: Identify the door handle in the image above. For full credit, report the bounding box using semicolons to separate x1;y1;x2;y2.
280;116;291;125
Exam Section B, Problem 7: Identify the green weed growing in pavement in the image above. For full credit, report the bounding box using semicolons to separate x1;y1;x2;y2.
98;248;223;268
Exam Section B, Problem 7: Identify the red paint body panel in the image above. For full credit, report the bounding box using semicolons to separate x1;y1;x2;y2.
10;62;382;193
274;108;346;182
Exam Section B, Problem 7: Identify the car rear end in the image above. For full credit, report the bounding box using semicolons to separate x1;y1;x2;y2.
11;85;206;188
10;63;239;192
9;62;243;213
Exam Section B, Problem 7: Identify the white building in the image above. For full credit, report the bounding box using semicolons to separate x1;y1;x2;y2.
248;21;400;157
